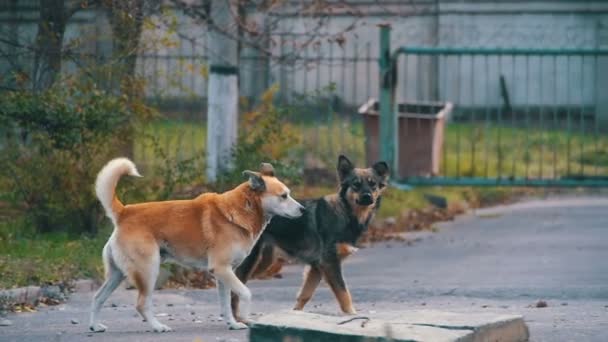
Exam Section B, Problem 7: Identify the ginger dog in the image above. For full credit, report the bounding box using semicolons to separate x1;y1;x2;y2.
89;158;304;332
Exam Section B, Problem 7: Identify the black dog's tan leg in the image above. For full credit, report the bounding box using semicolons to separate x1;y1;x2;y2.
251;242;277;278
293;265;322;310
336;243;358;261
321;259;356;314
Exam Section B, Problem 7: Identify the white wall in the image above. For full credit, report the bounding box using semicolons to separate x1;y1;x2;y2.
270;1;608;109
2;1;607;110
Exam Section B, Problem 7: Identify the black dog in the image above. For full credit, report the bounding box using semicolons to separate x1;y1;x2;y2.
231;155;389;317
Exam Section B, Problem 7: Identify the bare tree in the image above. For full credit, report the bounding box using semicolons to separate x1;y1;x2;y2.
170;0;365;64
104;0;151;97
20;0;155;93
31;0;86;91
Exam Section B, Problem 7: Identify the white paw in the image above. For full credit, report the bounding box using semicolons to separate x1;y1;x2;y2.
152;323;173;333
228;321;248;330
339;309;357;316
239;318;253;325
89;323;107;333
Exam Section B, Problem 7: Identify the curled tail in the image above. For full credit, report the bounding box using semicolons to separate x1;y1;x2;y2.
95;158;142;224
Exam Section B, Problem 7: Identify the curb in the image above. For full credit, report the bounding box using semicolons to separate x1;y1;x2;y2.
0;286;42;306
71;279;99;293
250;310;529;342
0;279;97;308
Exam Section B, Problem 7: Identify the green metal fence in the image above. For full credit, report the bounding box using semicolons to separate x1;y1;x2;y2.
379;26;608;187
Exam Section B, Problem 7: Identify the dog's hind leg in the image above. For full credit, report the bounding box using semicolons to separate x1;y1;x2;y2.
250;241;277;278
214;266;251;330
89;243;125;333
321;258;356;315
131;248;172;333
293;265;322;310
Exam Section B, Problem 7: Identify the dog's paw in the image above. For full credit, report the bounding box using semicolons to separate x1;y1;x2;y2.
152;323;173;333
228;321;248;330
341;308;357;315
235;316;251;324
89;323;107;333
239;318;254;325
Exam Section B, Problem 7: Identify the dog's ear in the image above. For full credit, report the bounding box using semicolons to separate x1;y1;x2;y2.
259;163;275;177
337;155;354;181
243;170;266;192
372;161;390;179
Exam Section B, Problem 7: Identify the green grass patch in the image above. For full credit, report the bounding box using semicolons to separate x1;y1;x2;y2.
297;116;367;167
135;118;608;181
134;119;207;171
0;219;109;288
131;116;366;171
578;149;608;167
443;123;608;179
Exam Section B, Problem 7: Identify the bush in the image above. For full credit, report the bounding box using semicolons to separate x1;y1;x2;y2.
124;133;203;203
0;80;154;235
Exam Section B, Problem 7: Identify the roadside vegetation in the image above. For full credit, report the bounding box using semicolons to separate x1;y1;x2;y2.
0;183;530;289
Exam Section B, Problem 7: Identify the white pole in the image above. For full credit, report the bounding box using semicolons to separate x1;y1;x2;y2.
206;0;239;182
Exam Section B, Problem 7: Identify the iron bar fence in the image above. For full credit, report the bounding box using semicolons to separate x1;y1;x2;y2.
385;44;608;187
132;43;379;173
3;32;606;186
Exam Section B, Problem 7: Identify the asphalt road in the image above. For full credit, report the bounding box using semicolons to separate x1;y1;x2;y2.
2;196;607;342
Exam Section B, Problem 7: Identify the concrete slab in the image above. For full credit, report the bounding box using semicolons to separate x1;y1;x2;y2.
249;310;529;342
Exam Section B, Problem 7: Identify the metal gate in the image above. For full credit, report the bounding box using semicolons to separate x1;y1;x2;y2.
378;26;608;187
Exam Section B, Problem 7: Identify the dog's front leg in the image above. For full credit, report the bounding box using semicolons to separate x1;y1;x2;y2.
232;239;265;321
294;265;322;310
217;280;240;327
214;267;251;330
321;257;357;315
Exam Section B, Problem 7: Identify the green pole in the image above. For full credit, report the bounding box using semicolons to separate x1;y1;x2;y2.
378;24;395;173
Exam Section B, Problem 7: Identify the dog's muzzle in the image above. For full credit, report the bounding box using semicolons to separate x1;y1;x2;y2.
356;193;374;206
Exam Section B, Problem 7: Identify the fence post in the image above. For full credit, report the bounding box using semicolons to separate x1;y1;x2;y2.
597;28;608;131
379;24;396;173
